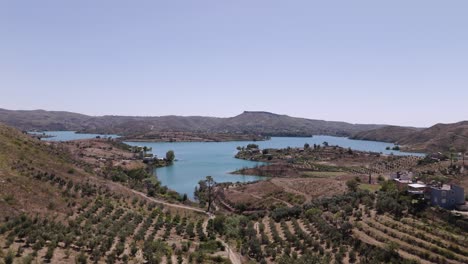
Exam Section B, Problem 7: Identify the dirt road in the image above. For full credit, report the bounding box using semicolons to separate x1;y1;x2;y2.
130;189;208;214
219;239;243;264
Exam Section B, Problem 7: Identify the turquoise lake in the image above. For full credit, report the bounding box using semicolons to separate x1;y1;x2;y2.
33;131;424;198
126;136;424;198
29;131;120;141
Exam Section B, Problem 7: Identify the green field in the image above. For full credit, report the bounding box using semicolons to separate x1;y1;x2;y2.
358;183;381;192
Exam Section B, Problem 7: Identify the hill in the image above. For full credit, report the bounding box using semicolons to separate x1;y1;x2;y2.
0;108;91;131
0;124;231;263
352;122;468;152
0;124;94;218
0;109;384;138
398;121;468;152
216;111;382;137
350;126;421;143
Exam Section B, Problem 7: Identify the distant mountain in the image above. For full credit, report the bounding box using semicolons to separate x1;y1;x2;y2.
352;122;468;153
217;111;383;137
0;109;384;137
0;108;90;131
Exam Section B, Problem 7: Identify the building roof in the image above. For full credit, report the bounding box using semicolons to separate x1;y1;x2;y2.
408;183;427;189
394;179;412;184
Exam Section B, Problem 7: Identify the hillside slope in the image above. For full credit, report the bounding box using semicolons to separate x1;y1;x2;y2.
0;124;93;218
398;121;468;152
0;124;148;220
0;109;384;137
352;122;468;152
0;108;91;131
0;124;230;264
351;126;421;143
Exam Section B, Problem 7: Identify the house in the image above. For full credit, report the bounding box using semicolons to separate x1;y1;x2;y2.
428;184;465;210
388;169;466;210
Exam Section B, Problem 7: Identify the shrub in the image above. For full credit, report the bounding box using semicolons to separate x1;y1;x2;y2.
4;250;15;264
271;206;301;221
199;240;223;253
22;254;34;264
75;252;87;264
44;246;55;261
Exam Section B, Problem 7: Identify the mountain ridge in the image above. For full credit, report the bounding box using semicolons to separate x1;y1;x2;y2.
0;108;385;137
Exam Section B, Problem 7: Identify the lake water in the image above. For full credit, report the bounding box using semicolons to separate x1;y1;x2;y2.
29;131;120;141
124;140;268;198
32;131;424;198
125;136;424;198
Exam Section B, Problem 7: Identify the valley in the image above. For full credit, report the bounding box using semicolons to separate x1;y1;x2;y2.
3;1;468;263
0;120;467;264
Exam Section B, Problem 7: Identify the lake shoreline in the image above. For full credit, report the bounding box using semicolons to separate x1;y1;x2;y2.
30;131;425;199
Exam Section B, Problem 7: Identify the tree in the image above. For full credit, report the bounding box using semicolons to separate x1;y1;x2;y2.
205;176;217;212
346;179;359;192
449;147;456;167
130;242;138;256
246;144;259;149
213;215;226;234
304;143;310;149
458;145;467;168
195;176;218;212
166;150;175;162
380;180;397;192
322;141;329;147
383;242;400;262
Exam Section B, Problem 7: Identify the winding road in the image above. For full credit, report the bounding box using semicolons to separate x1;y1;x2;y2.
130;189;208;214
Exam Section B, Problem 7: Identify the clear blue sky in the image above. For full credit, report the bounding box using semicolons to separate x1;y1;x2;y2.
1;1;467;127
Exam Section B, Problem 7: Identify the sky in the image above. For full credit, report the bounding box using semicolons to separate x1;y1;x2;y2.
1;1;467;127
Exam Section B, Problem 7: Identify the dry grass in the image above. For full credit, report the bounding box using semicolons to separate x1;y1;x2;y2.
301;171;349;178
221;177;346;211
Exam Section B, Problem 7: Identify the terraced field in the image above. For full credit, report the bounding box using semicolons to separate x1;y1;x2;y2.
0;124;234;264
0;196;230;264
213;190;467;264
1;124;467;264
